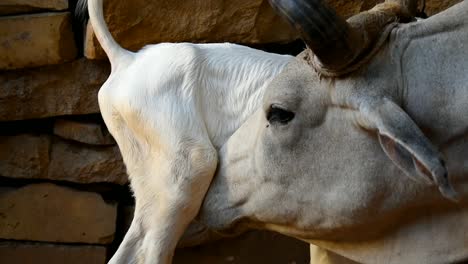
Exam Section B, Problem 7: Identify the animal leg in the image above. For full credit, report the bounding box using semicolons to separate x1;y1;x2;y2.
109;138;217;264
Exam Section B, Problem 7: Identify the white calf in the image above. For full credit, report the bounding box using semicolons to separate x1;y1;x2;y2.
81;0;293;263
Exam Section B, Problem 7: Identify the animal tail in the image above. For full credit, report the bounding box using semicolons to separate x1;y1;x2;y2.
76;0;131;68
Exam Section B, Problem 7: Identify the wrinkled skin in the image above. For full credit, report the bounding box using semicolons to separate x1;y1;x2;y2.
190;2;468;263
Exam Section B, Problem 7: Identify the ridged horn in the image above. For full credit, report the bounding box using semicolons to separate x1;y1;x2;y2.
268;0;365;71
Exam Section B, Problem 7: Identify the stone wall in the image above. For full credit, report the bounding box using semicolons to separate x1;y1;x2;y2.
0;0;462;263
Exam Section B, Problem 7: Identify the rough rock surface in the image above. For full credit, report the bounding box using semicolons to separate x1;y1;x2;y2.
84;0;299;59
0;59;110;121
424;0;464;15
48;138;127;185
83;0;462;60
0;134;127;184
54;119;116;146
0;12;76;70
363;0;463;15
0;134;50;179
0;0;68;15
0;242;107;264
0;183;117;244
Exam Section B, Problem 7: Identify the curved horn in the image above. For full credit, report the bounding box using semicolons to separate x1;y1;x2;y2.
268;0;365;71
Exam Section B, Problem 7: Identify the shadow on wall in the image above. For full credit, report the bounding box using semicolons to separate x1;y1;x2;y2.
117;205;310;264
174;232;309;264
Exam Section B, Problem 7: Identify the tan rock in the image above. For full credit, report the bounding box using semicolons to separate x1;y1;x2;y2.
84;0;463;60
84;0;299;59
47;138;128;185
0;58;110;121
0;183;117;244
0;134;50;179
362;0;463;15
54;119;116;146
329;0;365;17
0;12;77;70
425;0;463;15
0;0;68;16
0;134;126;184
0;242;107;264
83;0;410;60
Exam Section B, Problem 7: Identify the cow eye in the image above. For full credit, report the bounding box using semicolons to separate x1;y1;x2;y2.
267;104;295;124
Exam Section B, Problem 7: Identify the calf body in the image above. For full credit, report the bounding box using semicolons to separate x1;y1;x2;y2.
82;0;292;263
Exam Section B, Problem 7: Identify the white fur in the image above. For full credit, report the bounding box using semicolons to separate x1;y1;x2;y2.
84;0;293;263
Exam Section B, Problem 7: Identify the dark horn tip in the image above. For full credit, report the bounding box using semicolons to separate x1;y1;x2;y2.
268;0;362;71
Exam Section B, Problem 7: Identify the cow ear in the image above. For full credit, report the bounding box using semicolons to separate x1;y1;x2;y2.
360;98;459;201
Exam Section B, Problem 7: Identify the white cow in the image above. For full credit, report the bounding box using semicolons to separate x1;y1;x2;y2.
79;0;293;263
190;0;468;263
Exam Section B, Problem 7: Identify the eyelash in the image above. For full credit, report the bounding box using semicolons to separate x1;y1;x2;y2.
267;105;295;124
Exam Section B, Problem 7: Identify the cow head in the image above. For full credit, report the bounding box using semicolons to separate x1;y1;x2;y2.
189;0;466;261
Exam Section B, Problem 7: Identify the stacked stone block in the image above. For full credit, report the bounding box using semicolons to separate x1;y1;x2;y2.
0;0;462;263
